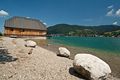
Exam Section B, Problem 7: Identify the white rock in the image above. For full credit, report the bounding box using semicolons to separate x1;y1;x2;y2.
58;47;70;57
25;40;37;48
73;54;111;80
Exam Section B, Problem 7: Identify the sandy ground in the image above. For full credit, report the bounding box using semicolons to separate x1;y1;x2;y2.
0;37;119;80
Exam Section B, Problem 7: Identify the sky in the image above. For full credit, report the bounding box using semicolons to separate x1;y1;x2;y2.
0;0;120;32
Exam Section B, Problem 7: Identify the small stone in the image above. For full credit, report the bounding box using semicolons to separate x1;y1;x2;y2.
58;47;70;58
25;40;36;48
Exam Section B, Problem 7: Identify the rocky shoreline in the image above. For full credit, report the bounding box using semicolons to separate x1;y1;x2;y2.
41;43;120;79
0;37;81;80
0;37;119;80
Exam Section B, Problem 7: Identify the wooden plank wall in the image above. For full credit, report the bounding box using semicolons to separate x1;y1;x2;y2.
4;27;47;36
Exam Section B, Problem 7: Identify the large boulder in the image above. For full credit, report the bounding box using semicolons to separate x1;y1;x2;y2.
25;40;37;48
58;47;70;57
73;54;111;80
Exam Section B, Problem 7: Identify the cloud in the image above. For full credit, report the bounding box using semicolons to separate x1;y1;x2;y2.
26;17;30;18
0;10;9;16
113;21;118;25
106;7;120;17
116;9;120;16
106;9;114;16
43;22;47;25
108;5;113;9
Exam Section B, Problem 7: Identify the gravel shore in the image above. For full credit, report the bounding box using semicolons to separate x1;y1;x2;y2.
0;37;119;80
0;37;81;80
41;43;120;79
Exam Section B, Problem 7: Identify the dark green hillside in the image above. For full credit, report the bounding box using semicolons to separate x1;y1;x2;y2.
47;24;120;36
47;24;85;34
91;25;120;34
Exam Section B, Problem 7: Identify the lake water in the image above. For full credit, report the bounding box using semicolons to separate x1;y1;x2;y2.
48;36;120;54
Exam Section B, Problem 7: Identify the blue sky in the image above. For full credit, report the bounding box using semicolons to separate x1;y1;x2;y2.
0;0;120;32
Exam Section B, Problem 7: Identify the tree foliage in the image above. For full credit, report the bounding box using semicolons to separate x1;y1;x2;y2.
104;30;120;37
47;24;120;37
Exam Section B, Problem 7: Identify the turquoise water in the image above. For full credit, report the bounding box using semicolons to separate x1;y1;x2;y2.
48;36;120;54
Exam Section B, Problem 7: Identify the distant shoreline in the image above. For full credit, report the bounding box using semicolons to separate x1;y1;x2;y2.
47;35;120;38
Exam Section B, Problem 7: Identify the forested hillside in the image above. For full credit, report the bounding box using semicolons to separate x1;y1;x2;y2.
47;24;120;37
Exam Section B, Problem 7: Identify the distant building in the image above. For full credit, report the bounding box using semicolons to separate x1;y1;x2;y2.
4;16;47;38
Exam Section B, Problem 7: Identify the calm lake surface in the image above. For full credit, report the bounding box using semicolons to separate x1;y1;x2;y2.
48;36;120;55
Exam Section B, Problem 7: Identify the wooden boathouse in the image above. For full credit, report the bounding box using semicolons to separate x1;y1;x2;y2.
4;16;47;37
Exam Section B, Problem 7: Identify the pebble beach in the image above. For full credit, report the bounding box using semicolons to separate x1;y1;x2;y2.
0;37;119;80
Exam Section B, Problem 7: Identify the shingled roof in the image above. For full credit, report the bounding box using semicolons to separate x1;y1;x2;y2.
4;16;47;30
